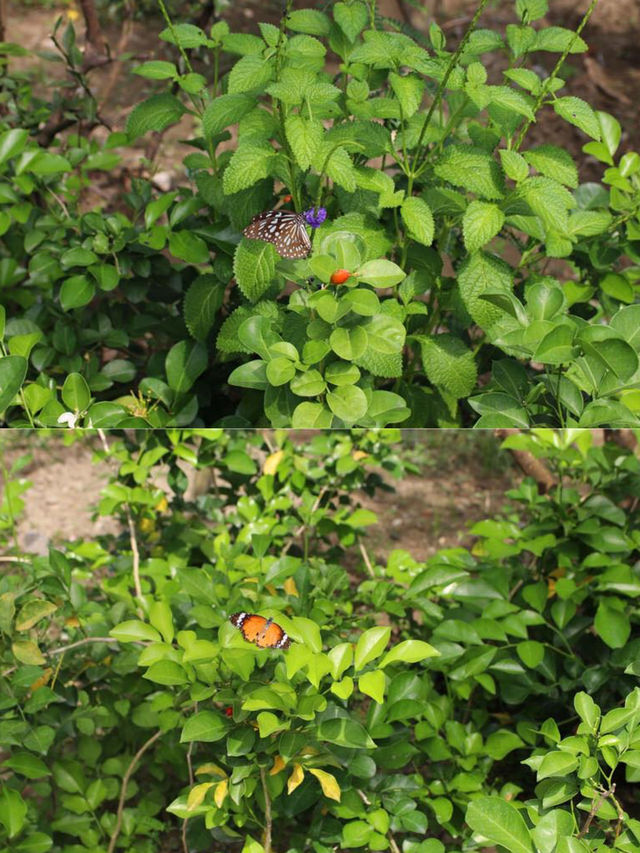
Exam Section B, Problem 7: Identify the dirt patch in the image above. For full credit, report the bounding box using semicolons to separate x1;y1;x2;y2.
1;432;515;566
4;0;638;190
1;434;119;554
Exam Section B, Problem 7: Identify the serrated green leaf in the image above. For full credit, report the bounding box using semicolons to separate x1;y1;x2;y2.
234;240;278;302
126;94;186;139
420;334;478;398
554;97;601;140
285;115;322;170
223;145;275;194
523;145;578;187
228;55;273;95
463;200;505;251
458;251;513;330
401;196;434;246
202;94;255;139
184;275;225;341
434;145;504;199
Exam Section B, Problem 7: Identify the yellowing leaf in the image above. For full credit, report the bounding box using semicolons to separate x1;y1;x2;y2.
12;640;45;665
187;782;214;811
270;755;285;775
264;450;284;476
139;517;155;534
547;580;556;598
352;450;368;460
155;496;169;512
30;668;52;692
15;599;58;631
65;616;80;628
287;763;304;794
195;763;227;779
214;779;228;808
309;768;341;802
284;577;299;597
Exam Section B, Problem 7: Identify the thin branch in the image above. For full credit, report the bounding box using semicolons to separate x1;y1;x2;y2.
0;556;31;563
281;487;328;556
181;737;195;853
126;506;144;611
259;766;272;853
359;542;375;579
107;730;163;853
577;786;612;839
47;637;119;655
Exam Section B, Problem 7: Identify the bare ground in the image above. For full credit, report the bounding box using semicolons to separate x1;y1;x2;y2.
0;432;515;566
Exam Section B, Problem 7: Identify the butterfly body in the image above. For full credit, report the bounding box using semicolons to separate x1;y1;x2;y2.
242;209;311;259
230;612;290;649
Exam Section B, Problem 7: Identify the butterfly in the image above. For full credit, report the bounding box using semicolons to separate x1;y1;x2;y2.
242;209;311;259
229;612;291;649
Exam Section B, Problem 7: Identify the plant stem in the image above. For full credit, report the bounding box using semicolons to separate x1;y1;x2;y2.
410;0;490;172
513;0;600;151
259;767;272;853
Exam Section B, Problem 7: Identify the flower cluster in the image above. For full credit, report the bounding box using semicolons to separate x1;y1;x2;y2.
303;207;327;228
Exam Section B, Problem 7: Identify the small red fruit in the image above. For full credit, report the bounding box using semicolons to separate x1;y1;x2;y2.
330;269;351;284
281;194;292;203
225;706;233;717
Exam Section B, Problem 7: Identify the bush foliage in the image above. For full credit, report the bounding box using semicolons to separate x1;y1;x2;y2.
1;1;640;426
1;429;640;853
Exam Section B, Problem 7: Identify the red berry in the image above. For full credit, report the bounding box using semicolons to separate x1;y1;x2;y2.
330;269;351;284
225;706;233;717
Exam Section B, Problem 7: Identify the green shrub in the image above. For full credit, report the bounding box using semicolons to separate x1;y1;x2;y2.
1;1;640;426
1;429;639;852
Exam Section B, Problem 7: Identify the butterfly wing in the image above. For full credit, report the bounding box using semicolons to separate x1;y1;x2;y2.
243;210;311;259
230;612;290;649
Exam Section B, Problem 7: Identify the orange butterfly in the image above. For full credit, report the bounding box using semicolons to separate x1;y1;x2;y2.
229;612;291;649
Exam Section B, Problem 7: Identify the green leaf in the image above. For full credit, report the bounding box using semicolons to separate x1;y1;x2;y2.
143;660;188;685
133;60;177;79
533;325;575;364
223;144;275;194
2;753;50;779
580;328;638;381
291;401;333;427
333;1;369;41
458;251;513;330
401;197;434;246
365;315;406;354
327;385;368;423
266;357;296;386
109;620;161;643
463;200;505;251
380;639;439;667
434;145;505;199
202;94;255;138
358;670;385;703
0;787;27;838
287;8;331;35
420;334;478;398
184;275;224;341
317;718;376;749
180;711;230;743
354;626;391;671
126;94;186;139
168;231;209;264
285;115;323;170
537;751;579;780
290;370;326;396
523;145;578;187
228;360;267;390
466;797;534;853
60;274;95;310
330;326;368;360
165;340;208;392
533;26;587;53
594;600;630;649
516;640;545;668
228;55;273;95
0;128;28;165
553;97;601;140
149;600;174;644
489;85;535;119
389;72;425;118
574;692;600;730
234;240;278;302
356;260;405;288
0;355;27;413
159;22;208;48
61;373;91;412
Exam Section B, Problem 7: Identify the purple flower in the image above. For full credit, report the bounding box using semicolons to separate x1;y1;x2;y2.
303;207;327;228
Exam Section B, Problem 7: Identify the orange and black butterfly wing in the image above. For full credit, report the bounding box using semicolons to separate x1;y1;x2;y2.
230;612;290;649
